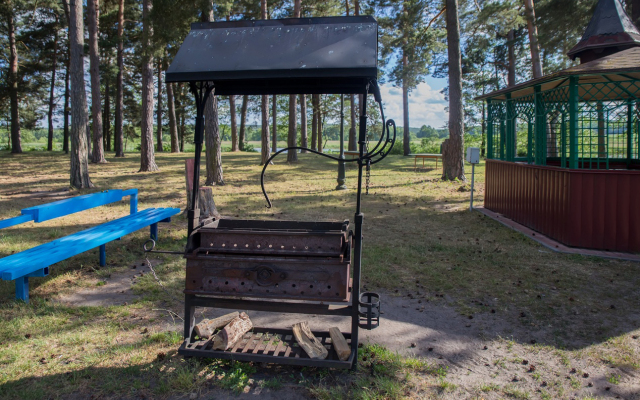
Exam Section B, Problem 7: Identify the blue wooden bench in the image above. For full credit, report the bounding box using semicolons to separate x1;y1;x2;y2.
0;189;180;302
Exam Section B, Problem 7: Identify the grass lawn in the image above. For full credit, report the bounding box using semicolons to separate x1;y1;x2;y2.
0;150;638;399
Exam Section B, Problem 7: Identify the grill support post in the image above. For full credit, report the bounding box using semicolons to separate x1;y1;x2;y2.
187;82;214;241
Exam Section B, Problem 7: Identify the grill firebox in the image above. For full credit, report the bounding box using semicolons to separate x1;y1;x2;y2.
185;219;352;302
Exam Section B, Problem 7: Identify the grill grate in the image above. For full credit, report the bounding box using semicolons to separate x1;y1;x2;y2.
179;327;354;368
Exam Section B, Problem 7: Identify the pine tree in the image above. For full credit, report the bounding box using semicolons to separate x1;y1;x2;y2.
139;0;158;172
378;0;443;155
442;0;465;181
88;0;106;163
69;0;93;188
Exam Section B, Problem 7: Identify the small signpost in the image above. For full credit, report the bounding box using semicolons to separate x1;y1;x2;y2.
466;147;480;211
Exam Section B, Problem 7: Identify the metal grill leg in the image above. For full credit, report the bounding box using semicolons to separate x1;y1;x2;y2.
184;294;195;340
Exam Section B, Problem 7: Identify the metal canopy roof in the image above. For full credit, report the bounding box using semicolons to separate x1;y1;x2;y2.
165;16;378;96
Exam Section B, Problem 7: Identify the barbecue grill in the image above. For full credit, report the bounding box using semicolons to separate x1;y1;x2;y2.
165;16;395;370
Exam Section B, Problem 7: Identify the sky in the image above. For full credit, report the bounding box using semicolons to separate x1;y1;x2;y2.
379;76;448;129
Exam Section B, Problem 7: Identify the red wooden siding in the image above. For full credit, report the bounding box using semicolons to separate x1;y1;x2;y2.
485;160;640;253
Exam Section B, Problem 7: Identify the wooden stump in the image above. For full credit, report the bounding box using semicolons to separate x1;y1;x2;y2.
185;159;220;222
194;311;239;339
187;187;220;222
211;312;253;351
292;321;328;360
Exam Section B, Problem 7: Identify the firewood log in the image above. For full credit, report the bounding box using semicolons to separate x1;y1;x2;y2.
194;311;239;339
292;321;328;360
211;312;253;351
329;327;350;361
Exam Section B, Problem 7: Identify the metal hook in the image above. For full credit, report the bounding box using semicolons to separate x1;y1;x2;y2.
143;239;156;253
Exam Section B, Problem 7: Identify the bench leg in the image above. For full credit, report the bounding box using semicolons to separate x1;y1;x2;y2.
150;223;158;241
99;244;106;267
15;277;28;303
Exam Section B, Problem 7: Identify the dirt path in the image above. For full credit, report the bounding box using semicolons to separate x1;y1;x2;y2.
55;260;640;400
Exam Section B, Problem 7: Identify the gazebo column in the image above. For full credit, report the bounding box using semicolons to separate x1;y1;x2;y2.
627;100;633;168
487;99;494;159
506;93;515;161
500;120;506;160
561;112;567;167
534;85;545;165
527;120;533;164
568;76;579;168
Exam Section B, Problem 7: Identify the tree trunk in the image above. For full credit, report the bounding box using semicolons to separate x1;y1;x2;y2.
287;95;298;161
69;0;93;188
261;95;271;164
287;0;301;161
507;29;516;87
205;94;224;185
259;0;271;164
167;81;179;152
103;69;111;151
523;0;543;78
114;0;125;157
481;94;486;157
179;110;185;152
272;95;278;152
300;94;307;152
88;0;105;163
156;59;164;152
63;53;70;154
317;98;323;153
47;18;59;151
311;94;318;151
349;94;356;151
239;95;248;150
442;0;465;181
7;11;22;154
201;7;223;185
229;95;238;151
402;50;410;155
139;0;158;172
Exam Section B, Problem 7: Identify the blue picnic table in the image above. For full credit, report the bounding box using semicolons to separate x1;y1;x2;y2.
0;189;180;302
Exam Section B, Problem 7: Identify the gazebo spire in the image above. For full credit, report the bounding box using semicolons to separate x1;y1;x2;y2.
567;0;640;63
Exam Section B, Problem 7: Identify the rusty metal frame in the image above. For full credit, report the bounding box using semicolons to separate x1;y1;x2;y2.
175;17;396;371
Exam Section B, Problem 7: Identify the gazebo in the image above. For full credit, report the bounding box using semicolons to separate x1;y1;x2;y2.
478;0;640;253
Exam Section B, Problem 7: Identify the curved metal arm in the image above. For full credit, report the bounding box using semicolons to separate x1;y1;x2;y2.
260;146;362;208
260;83;397;208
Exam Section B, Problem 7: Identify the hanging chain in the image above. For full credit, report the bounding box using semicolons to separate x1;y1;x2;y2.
365;112;371;195
144;255;184;305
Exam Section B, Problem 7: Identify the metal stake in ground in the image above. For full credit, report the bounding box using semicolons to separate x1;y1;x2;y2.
336;94;347;190
466;147;480;210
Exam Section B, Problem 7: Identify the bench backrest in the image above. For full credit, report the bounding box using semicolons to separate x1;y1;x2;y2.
0;189;138;228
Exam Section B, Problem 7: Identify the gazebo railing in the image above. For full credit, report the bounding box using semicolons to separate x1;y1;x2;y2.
487;77;640;170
